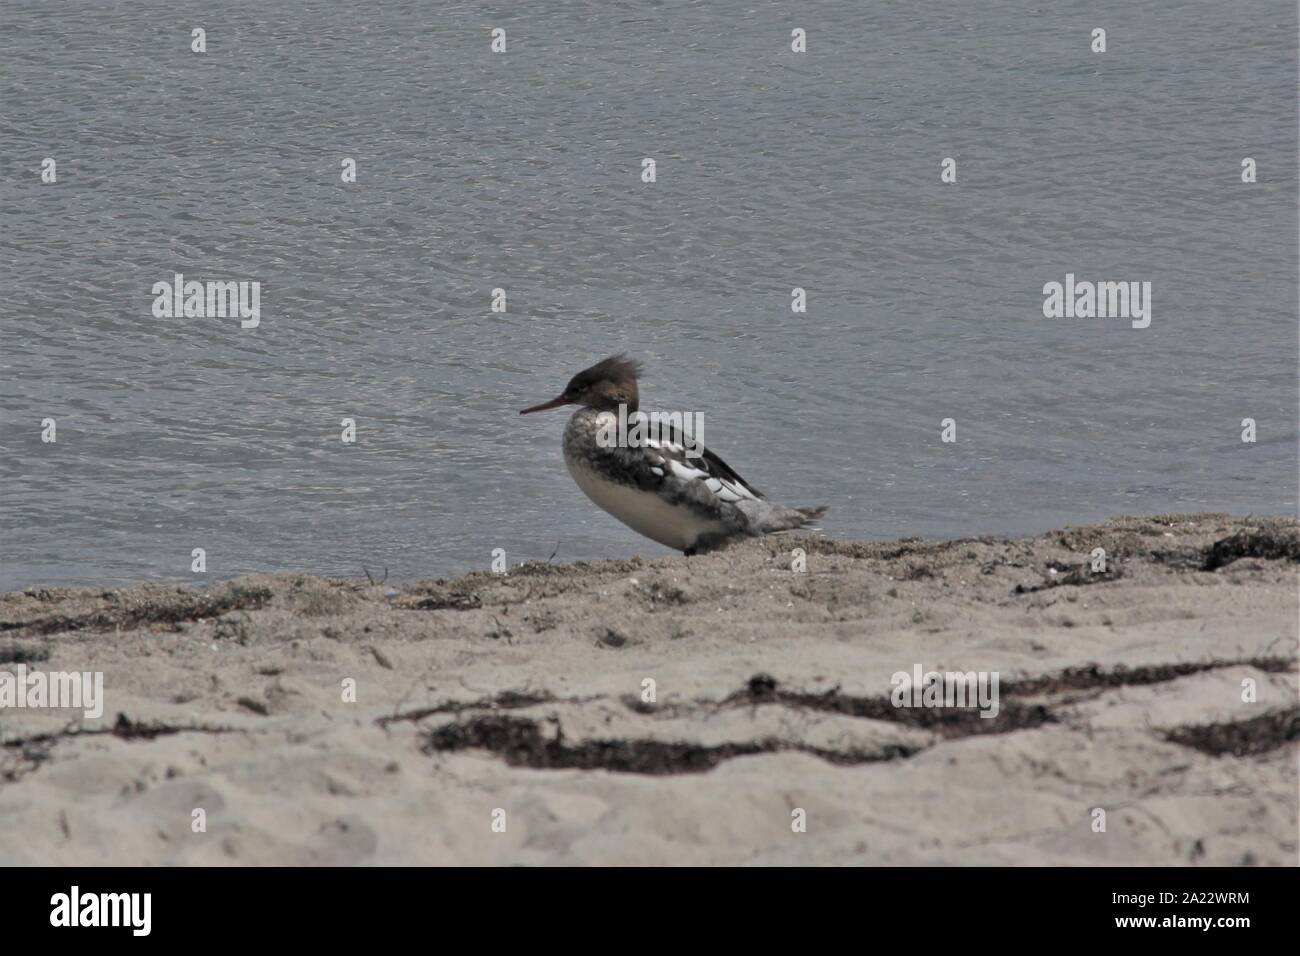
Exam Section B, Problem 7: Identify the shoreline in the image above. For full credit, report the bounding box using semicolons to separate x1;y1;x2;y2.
1;512;1297;865
9;507;1293;597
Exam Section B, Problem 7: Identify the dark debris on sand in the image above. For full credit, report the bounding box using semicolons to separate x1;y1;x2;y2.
1201;526;1300;571
422;714;917;775
1163;707;1300;757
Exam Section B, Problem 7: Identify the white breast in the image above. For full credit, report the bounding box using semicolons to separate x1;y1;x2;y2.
565;458;724;552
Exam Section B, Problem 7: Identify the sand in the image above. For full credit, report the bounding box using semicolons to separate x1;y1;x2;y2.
0;513;1296;865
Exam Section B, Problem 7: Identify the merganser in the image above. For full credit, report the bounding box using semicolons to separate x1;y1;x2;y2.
520;355;827;555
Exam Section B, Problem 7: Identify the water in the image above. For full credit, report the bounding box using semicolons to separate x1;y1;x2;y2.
2;0;1296;590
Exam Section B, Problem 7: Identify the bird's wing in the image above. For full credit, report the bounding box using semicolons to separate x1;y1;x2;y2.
641;421;766;503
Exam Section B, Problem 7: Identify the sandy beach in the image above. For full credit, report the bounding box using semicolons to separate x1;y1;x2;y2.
1;513;1296;866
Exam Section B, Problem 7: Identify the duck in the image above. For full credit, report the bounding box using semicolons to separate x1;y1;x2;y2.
521;355;826;555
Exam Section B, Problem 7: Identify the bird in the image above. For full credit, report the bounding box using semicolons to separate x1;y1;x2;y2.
520;354;827;555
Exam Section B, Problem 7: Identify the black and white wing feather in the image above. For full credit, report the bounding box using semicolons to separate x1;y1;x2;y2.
639;423;764;505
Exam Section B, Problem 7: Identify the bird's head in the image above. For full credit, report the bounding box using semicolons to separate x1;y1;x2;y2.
520;354;642;415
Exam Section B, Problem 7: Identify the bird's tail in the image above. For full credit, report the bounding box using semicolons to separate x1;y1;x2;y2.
764;504;828;533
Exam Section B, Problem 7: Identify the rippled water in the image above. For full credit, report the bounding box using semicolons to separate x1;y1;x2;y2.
2;1;1296;589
